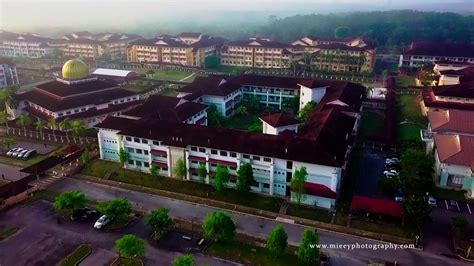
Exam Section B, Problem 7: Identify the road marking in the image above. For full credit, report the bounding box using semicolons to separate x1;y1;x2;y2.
179;72;196;82
444;199;449;210
467;203;472;215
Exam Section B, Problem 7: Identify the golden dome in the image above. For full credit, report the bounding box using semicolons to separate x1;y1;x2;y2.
62;59;89;80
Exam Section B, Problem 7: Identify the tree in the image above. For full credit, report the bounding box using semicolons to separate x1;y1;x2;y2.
213;165;229;191
81;149;90;165
247;122;262;133
149;165;158;176
71;120;85;136
282;96;300;114
290;166;308;205
118;148;130;169
98;198;132;221
115;234;145;259
145;208;173;235
204;55;219;69
202;211;235;243
1;137;16;149
402;195;432;229
206;105;227;127
452;216;469;234
0;110;12;132
172;254;194;266
242;95;261;113
378;176;401;197
334;26;351;38
174;158;186;179
236;162;254;192
53;191;86;213
297;101;316;121
35;120;46;140
234;105;248;116
16;114;32;136
59;118;71;140
266;224;288;257
197;163;207;183
47;118;58;140
400;148;435;193
297;229;320;264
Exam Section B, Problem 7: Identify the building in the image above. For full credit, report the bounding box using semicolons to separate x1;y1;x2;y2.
291;36;376;73
399;42;474;68
0;30;54;58
436;66;474;86
421;81;474;114
121;95;208;125
7;59;141;127
96;75;365;209
177;76;242;116
91;68;141;83
259;113;299;135
61;32;141;60
220;38;293;69
127;34;226;67
0;59;19;88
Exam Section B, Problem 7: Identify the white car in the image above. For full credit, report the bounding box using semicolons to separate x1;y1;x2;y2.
385;172;398;178
427;196;437;207
11;148;26;157
385;158;400;164
17;150;29;158
94;215;110;229
384;170;399;175
6;148;20;156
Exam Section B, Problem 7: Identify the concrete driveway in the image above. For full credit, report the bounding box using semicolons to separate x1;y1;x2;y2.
49;177;471;266
0;200;236;266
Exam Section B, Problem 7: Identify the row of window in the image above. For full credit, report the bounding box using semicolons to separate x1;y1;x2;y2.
103;139;117;144
128;159;150;168
125;136;160;146
127;147;149;155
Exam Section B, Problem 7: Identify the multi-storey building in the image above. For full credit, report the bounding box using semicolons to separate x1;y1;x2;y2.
220;38;293;69
399;42;474;67
96;76;365;209
0;59;19;88
7;59;141;127
291;36;376;73
62;38;104;60
127;34;226;67
0;30;54;58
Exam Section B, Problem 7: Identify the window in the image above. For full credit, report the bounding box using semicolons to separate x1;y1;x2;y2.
136;149;143;154
253;156;260;161
128;159;134;165
136;161;142;167
263;183;270;188
286;161;293;169
230;152;237;158
190;146;198;152
230;166;237;170
144;150;149;155
210;163;217;167
141;139;148;144
243;154;250;159
199;148;205;153
264;157;271;162
144;162;150;167
220;151;228;156
211;149;218;155
133;138;140;143
152;141;159;145
126;136;132;141
127;148;134;153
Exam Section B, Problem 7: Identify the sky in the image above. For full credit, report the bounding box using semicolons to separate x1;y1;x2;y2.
1;0;472;35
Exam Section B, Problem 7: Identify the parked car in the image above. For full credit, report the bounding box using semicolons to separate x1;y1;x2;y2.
22;149;36;159
395;189;404;202
449;200;460;212
385;158;400;164
71;207;98;222
6;148;21;156
16;150;29;158
94;215;110;229
384;170;399;175
10;148;26;157
386;164;401;171
385;172;398;178
427;196;437;207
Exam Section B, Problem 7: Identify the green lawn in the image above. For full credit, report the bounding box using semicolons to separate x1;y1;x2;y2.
111;257;142;266
359;111;385;138
58;244;92;266
157;87;179;97
0;227;19;241
221;113;261;131
350;220;416;238
212;65;248;74
396;95;427;141
287;204;332;223
398;123;422;141
133;68;194;82
81;160;283;212
395;76;416;87
206;241;307;266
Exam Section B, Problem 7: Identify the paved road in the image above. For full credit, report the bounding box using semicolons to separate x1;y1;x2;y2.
50;178;471;266
0;200;235;266
0;163;25;181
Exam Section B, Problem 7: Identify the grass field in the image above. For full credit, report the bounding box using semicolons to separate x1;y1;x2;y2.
157;87;179;97
81;160;283;212
206;241;307;266
222;113;260;131
58;244;92;266
350;219;417;238
287;204;332;223
359;111;385;138
396;95;427;141
395;75;416;87
111;257;142;266
133;68;195;82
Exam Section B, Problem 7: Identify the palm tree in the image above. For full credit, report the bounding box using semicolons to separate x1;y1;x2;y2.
17;115;32;136
47;118;58;141
59;118;71;141
0;110;12;133
35;120;46;140
71;120;85;137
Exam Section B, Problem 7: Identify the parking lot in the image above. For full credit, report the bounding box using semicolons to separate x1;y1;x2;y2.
0;200;235;266
353;148;387;197
0;163;26;182
0;140;57;155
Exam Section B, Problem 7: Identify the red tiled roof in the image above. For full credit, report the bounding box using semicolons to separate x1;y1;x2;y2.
432;81;474;98
351;195;403;218
178;76;241;97
304;182;337;199
404;42;474;58
428;109;474;134
422;91;474;111
434;134;474;169
35;79;119;98
260;113;298;127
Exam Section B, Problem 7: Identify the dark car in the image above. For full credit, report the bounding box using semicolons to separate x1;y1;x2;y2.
449;200;460;212
71;208;98;222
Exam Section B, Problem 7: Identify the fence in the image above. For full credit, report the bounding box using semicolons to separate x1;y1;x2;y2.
2;127;96;145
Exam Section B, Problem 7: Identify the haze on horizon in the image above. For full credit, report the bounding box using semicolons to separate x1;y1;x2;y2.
1;0;473;37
